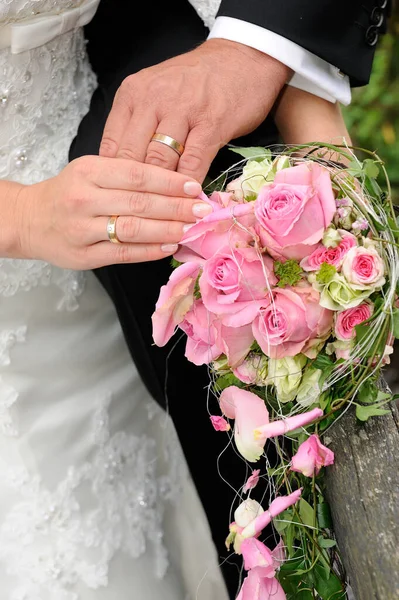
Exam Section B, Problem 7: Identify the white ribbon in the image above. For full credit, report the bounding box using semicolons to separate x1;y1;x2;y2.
0;0;101;54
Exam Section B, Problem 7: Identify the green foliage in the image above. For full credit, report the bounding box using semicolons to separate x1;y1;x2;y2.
343;19;399;204
229;146;272;161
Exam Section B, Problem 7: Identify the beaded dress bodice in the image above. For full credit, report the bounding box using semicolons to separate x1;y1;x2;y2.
0;3;228;599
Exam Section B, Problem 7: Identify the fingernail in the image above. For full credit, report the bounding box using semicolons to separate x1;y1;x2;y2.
161;243;179;253
193;203;212;218
183;223;195;233
184;181;202;196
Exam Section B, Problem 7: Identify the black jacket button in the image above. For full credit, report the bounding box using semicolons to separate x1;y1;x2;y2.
365;25;379;46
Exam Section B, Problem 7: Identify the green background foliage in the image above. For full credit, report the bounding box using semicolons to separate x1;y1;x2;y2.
343;9;399;202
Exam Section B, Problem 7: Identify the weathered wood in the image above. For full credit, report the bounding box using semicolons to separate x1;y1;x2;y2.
325;401;399;600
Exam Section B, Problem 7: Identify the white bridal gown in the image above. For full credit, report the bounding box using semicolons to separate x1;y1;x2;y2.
0;2;229;599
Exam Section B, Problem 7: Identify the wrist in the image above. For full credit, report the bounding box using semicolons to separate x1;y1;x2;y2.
201;38;292;89
0;181;30;258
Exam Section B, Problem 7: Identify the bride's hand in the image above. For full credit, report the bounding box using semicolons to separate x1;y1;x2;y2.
274;86;352;154
10;156;208;269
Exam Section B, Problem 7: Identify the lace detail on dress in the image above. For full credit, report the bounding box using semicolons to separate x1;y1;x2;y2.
0;376;18;436
0;325;27;366
0;396;187;599
187;0;221;29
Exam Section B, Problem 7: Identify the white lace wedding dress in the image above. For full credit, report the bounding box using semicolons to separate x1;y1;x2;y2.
0;2;228;599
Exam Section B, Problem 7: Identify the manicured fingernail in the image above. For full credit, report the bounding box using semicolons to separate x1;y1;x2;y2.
184;181;202;196
193;203;212;218
161;243;179;253
183;223;195;233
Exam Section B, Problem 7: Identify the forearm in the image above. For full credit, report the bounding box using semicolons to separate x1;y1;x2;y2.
274;87;351;146
0;180;27;258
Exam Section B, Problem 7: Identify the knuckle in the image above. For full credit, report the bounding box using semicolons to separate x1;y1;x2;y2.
146;146;175;169
129;191;150;215
115;244;133;264
127;163;145;190
120;216;141;241
70;155;96;178
171;196;186;220
179;145;203;174
99;137;118;157
117;147;138;160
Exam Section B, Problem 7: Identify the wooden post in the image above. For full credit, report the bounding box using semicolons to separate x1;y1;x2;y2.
325;400;399;600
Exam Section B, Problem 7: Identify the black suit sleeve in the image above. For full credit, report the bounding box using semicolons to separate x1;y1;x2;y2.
216;0;391;86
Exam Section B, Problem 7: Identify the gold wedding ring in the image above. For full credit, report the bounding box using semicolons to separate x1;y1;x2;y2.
107;215;121;244
151;133;184;157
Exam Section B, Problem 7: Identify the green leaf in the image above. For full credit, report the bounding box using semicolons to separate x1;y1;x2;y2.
356;403;391;421
285;523;296;557
317;503;333;529
312;563;346;600
363;158;380;179
312;353;334;370
392;307;399;338
274;510;292;533
274;260;303;288
316;263;337;285
357;379;379;404
214;373;243;391
229;146;271;161
318;537;337;549
299;499;315;529
170;257;182;269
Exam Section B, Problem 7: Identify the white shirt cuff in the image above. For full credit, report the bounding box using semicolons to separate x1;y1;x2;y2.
208;17;351;106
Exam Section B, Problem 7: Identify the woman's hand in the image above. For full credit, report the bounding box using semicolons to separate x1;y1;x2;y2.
12;156;209;269
274;86;352;155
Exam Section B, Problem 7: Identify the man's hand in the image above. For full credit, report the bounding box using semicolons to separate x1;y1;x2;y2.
100;39;291;183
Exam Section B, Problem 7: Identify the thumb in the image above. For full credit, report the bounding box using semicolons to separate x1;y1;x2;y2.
177;127;220;183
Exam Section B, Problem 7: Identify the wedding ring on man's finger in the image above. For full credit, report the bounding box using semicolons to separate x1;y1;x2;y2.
151;133;184;157
107;215;122;244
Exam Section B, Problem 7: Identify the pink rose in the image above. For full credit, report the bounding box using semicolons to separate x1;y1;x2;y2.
180;300;253;367
335;302;373;341
291;434;334;477
152;262;200;347
342;245;385;289
175;201;255;264
254;162;336;260
200;246;277;327
300;230;357;271
180;300;222;365
252;286;333;359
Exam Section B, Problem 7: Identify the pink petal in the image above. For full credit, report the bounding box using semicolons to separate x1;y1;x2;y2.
210;415;231;432
243;469;261;493
254;408;323;442
242;489;302;539
220;387;269;463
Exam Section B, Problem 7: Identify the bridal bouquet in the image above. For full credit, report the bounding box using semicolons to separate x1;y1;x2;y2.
152;144;399;599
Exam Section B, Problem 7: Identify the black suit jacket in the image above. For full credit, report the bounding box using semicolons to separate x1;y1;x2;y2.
70;1;389;595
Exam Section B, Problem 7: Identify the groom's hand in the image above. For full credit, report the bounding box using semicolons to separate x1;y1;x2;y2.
99;39;291;183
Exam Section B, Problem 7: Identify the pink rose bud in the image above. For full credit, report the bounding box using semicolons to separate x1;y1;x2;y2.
291;434;334;477
335;302;373;341
342;246;385;289
210;415;231;432
236;570;286;600
300;231;357;272
243;469;260;493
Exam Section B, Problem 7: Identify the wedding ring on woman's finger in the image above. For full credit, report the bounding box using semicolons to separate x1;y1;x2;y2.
107;215;122;244
151;133;184;157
